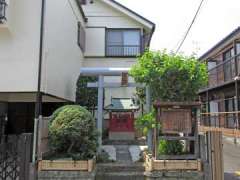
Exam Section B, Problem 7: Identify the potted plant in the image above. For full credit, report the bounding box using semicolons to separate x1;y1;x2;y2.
38;105;98;172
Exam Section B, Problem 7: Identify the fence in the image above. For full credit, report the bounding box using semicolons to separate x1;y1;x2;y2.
0;133;32;180
199;132;224;180
37;117;51;160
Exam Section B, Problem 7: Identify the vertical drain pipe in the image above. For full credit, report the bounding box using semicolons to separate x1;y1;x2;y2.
32;0;45;163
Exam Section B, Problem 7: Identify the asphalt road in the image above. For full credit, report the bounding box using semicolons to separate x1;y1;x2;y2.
223;138;240;180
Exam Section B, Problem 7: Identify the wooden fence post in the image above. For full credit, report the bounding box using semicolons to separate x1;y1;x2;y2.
206;131;224;180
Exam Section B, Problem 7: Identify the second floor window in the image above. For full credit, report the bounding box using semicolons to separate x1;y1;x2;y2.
0;0;7;23
106;29;141;57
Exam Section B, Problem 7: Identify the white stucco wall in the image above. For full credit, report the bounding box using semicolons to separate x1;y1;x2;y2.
0;0;42;92
41;0;85;102
82;0;144;28
85;27;105;57
82;0;149;106
83;0;144;58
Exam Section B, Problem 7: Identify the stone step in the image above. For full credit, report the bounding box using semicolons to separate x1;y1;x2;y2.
96;172;145;180
97;163;145;173
115;145;132;163
103;140;146;145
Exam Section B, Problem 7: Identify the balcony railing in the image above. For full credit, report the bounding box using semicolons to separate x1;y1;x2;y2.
201;53;240;90
200;97;240;130
0;0;7;23
106;45;141;57
200;111;239;129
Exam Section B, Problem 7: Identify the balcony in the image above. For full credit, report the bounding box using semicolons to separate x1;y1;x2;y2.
0;0;7;24
201;53;240;90
106;45;141;57
200;111;239;129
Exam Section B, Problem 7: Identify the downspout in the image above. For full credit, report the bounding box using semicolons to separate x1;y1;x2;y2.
147;24;156;47
32;0;46;163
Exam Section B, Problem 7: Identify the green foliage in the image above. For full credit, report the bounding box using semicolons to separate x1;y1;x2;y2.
158;140;184;155
130;50;207;155
76;76;98;109
48;105;98;160
135;110;157;135
130;50;208;101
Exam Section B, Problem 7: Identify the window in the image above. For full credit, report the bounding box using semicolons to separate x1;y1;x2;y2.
0;0;7;23
224;97;236;128
207;61;217;71
77;22;85;52
236;43;240;75
106;29;141;57
223;48;235;81
236;43;240;54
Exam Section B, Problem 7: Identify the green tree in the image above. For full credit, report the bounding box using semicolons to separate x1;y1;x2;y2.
135;110;156;135
48;105;98;160
130;50;208;101
130;50;207;155
76;76;98;110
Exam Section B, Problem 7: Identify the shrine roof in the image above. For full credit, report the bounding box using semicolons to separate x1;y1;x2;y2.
105;98;139;112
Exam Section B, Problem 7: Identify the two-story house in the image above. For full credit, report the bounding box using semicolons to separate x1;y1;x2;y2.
0;0;155;137
199;27;240;130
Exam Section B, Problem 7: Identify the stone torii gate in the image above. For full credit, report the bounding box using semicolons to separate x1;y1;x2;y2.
80;67;152;150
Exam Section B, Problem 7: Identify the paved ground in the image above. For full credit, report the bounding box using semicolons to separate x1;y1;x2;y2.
223;138;240;180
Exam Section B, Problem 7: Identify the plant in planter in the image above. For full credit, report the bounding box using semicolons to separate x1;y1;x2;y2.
158;140;184;155
48;105;98;160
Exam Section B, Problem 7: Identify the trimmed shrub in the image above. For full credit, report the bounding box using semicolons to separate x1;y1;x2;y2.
48;105;98;160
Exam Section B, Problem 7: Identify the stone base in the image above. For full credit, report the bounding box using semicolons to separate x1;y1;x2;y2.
144;171;204;180
109;132;135;140
38;170;96;180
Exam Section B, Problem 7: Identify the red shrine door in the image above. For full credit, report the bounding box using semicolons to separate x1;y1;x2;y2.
109;112;134;132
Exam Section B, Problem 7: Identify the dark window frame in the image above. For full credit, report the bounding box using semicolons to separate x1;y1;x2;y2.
77;21;86;52
105;28;142;57
0;0;7;23
223;47;235;81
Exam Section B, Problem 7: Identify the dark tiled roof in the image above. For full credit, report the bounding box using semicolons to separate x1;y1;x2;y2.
105;98;139;111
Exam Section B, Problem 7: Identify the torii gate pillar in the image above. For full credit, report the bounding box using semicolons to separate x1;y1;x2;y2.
97;75;104;149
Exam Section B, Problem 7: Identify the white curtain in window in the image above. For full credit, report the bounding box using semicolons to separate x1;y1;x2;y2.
107;31;123;46
123;30;140;55
210;101;219;126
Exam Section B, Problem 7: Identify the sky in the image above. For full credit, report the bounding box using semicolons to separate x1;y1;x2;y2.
116;0;240;57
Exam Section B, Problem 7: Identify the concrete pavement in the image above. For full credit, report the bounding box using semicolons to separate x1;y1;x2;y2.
223;138;240;180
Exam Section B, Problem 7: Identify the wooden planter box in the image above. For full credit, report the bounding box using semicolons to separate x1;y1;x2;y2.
144;153;202;172
38;158;96;172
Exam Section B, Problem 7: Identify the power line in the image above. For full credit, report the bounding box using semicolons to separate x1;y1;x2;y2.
175;0;205;54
